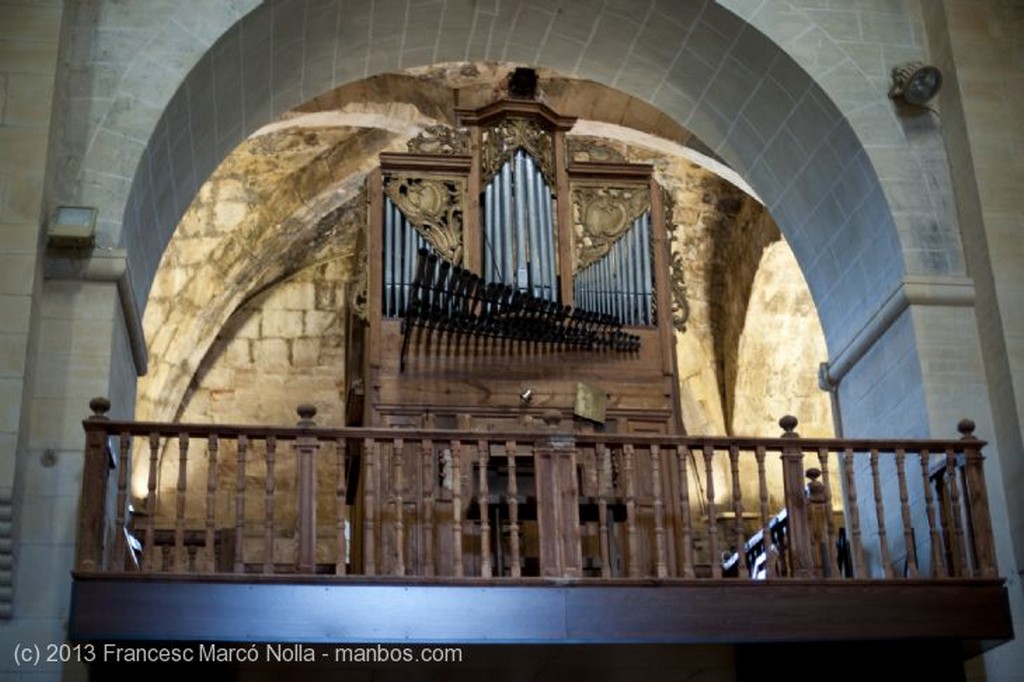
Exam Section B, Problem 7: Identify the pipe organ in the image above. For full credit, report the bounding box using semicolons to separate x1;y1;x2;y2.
351;97;684;436
340;93;689;579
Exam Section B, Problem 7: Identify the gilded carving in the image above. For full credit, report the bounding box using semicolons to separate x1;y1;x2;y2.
407;124;470;155
663;189;689;331
383;175;465;265
480;118;554;185
572;185;651;271
567;137;626;164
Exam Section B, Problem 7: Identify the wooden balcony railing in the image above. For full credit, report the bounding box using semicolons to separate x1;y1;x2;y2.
75;398;998;583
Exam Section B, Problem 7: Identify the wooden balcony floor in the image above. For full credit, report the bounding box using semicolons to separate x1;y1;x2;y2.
70;573;1012;658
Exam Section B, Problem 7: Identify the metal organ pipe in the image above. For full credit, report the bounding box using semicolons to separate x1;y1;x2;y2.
501;163;514;287
626;216;634;325
572;212;654;326
613;226;626;322
513;152;528;290
528;160;544;299
383;197;430;318
482;150;558;302
484;183;495;283
639;212;653;325
535;163;554;301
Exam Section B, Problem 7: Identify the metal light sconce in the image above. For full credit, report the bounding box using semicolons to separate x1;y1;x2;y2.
47;205;97;248
889;62;943;106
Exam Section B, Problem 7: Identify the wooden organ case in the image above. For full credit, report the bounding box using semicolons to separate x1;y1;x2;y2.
344;97;685;577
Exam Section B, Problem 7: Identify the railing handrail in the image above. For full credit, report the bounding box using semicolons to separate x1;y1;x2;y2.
83;417;985;454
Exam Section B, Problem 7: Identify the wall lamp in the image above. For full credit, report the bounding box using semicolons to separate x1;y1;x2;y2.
47;205;97;248
889;62;943;106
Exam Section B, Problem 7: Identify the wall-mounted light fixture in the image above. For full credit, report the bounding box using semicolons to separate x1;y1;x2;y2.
47;205;97;248
889;62;943;106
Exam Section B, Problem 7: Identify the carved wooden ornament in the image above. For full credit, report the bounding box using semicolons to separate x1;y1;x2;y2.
407;124;470;156
480;118;555;186
572;185;650;271
384;175;465;265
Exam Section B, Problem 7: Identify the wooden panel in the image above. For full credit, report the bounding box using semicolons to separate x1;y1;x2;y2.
376;323;673;420
70;576;1013;647
535;439;582;577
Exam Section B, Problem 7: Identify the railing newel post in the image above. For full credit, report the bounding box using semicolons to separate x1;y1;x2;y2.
958;419;997;578
77;397;113;572
296;404;319;574
780;415;815;578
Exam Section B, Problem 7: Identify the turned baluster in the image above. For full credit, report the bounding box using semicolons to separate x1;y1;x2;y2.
477;440;491;578
677;445;696;579
895;448;919;578
944;446;969;576
651;444;668;578
111;431;131;572
422;439;436;577
234;435;248;574
363;439;377;576
263;435;277;574
505;440;521;578
174;432;190;573
869;449;894;578
816;447;840;578
919;448;946;578
597;443;612;578
77;398;112;572
728;445;748;579
702;444;720;579
779;416;815;579
144;432;159;573
205;433;219;573
623;444;640;577
392;437;405;577
335;438;347;576
841;447;868;577
959;419;997;578
583;446;599;574
754;445;773;579
451;439;464;577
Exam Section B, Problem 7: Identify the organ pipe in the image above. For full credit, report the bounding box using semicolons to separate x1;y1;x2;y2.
573;213;654;327
483;150;558;302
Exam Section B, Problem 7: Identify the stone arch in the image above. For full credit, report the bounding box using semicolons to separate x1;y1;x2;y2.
109;1;911;358
54;0;951;436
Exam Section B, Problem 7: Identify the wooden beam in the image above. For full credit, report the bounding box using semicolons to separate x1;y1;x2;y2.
70;576;1012;647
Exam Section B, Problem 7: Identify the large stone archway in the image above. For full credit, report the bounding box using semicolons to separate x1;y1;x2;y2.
54;0;934;363
51;0;1006;553
47;0;1013;547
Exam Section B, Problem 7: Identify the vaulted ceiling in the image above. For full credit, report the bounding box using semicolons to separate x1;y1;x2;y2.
135;64;831;439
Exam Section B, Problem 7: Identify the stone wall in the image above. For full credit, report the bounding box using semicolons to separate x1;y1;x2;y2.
150;260;349;535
